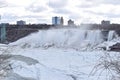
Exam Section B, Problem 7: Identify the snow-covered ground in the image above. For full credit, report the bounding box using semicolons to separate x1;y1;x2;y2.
0;28;119;80
4;47;107;80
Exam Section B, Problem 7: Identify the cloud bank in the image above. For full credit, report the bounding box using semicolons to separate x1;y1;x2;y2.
0;0;120;24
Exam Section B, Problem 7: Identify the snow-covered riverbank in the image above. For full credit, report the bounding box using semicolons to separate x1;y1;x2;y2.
0;29;119;80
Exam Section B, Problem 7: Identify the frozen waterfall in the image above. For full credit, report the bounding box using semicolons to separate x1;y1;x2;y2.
11;29;117;50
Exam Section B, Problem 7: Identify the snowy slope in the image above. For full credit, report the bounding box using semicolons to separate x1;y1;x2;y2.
7;47;106;80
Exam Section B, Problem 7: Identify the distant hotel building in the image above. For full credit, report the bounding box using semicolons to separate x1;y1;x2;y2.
101;20;110;26
52;16;64;26
68;19;74;26
17;20;26;26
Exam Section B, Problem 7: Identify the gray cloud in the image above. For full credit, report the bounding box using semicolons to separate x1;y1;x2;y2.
103;0;120;5
1;13;19;23
1;12;50;24
2;13;47;20
0;0;7;8
26;7;46;13
48;0;68;8
78;3;97;8
53;8;71;14
78;5;94;8
20;15;44;19
69;14;81;20
2;13;19;19
77;0;120;9
84;10;120;18
87;0;120;5
25;4;47;13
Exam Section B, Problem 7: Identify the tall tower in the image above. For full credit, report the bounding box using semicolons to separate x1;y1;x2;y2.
0;24;6;43
60;17;64;26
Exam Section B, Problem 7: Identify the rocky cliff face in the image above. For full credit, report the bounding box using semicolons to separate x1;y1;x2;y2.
109;43;120;51
6;28;38;42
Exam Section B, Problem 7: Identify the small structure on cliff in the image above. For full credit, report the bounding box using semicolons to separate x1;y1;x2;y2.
0;24;6;43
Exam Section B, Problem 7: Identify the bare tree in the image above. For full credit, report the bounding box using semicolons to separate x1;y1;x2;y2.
89;51;120;80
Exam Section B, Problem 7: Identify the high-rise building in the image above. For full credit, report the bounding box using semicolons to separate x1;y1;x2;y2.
52;16;64;26
17;20;26;26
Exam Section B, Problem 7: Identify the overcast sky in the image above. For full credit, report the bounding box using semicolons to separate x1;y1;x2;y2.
0;0;120;24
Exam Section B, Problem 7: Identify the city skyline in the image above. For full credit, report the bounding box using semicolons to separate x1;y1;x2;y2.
0;0;120;24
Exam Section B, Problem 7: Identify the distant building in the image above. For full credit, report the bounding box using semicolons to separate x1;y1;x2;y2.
1;23;9;26
52;16;64;26
17;20;26;26
68;19;74;26
101;20;110;26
